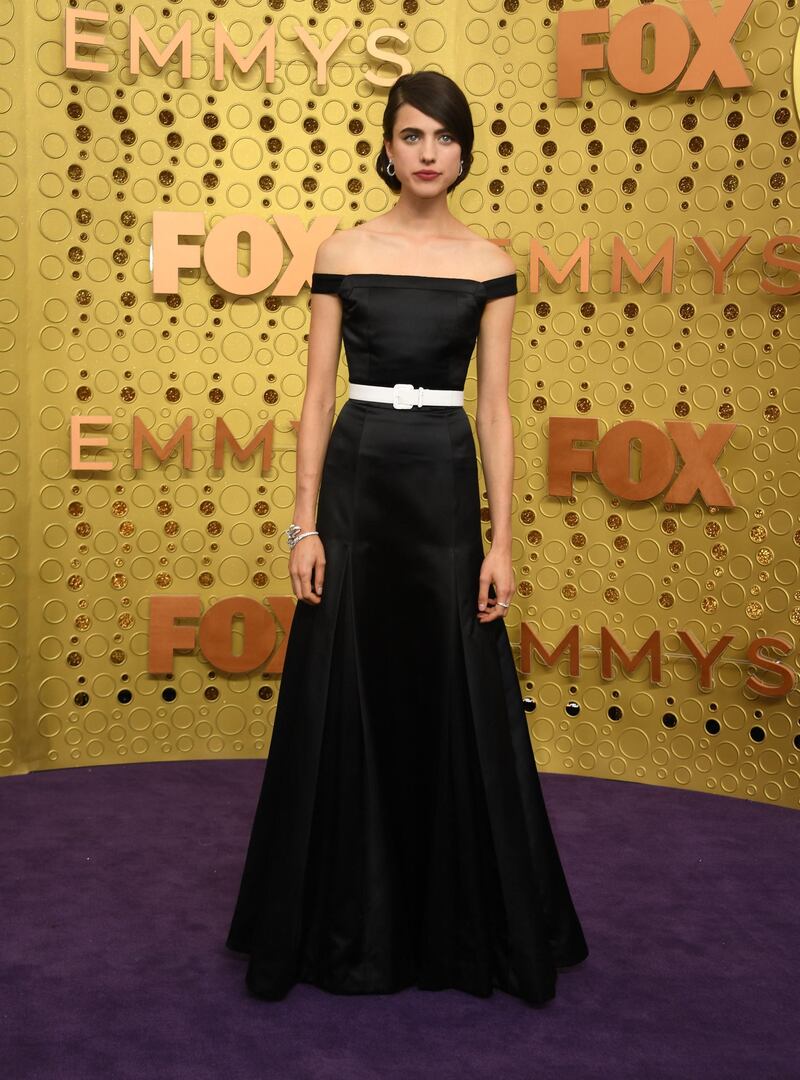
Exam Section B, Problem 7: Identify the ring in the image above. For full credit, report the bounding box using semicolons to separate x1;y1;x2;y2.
498;601;509;608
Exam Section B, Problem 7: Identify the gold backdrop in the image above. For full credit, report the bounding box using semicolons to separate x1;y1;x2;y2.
1;1;799;810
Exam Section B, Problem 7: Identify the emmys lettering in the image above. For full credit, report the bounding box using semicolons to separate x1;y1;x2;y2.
70;416;278;475
557;0;754;97
64;8;410;88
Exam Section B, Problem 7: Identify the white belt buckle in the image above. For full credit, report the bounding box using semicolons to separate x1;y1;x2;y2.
392;382;419;409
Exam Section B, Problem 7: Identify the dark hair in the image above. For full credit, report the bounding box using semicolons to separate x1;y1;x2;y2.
375;71;474;195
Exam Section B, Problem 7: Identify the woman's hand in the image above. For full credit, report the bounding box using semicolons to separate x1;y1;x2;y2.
289;535;326;605
477;547;515;623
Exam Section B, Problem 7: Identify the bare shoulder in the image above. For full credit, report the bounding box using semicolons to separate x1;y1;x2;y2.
313;223;381;274
313;228;357;274
471;237;515;279
449;228;515;279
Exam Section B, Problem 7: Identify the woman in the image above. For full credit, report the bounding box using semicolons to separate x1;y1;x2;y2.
226;71;589;1005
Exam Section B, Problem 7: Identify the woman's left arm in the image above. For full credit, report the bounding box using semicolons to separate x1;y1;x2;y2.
474;270;517;623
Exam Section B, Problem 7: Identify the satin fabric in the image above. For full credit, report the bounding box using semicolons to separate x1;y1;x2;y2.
225;272;589;1004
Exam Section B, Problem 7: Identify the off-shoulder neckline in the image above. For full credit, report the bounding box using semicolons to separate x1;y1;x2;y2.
313;271;516;287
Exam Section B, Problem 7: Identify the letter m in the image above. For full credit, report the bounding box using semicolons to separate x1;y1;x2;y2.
213;418;275;475
133;415;193;469
520;624;581;677
530;238;591;293
600;627;662;683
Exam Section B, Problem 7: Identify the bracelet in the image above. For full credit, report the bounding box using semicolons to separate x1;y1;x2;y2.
285;522;319;549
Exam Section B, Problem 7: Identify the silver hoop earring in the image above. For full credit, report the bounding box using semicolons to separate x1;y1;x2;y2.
458;159;463;177
386;159;395;177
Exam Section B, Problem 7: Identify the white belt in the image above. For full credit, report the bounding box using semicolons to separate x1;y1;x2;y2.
349;382;464;410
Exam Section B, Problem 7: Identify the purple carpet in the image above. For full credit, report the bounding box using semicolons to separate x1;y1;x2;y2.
2;761;797;1079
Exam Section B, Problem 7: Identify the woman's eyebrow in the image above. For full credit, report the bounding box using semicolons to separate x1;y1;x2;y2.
397;125;451;134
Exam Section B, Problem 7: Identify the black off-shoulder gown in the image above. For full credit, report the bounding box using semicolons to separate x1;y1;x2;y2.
225;271;589;1005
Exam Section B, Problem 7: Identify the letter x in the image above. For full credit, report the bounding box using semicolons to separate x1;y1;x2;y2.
663;422;736;507
678;0;753;91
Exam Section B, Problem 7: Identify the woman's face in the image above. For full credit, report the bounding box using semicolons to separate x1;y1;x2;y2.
384;103;461;194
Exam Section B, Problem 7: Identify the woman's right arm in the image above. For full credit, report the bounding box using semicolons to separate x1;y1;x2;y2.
289;242;343;603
